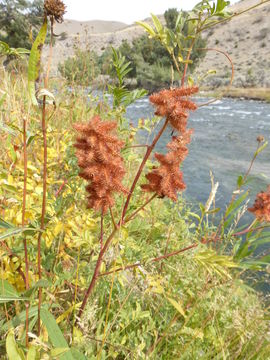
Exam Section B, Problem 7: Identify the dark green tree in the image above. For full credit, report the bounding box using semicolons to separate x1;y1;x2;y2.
58;49;100;85
164;8;179;30
0;0;44;49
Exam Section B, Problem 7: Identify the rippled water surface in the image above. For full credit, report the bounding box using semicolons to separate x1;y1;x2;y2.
126;97;270;210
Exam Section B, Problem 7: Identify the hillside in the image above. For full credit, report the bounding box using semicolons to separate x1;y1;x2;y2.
196;0;270;88
44;0;270;88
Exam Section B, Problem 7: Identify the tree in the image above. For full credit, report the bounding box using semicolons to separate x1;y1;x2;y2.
58;49;100;85
164;8;179;30
0;0;44;49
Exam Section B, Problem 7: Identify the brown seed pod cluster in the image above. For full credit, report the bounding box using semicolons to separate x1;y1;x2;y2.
248;186;270;222
44;0;66;23
142;86;198;201
74;116;127;214
149;86;199;132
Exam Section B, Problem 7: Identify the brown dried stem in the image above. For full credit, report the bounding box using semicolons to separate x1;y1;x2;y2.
22;117;30;347
37;16;53;336
37;96;47;336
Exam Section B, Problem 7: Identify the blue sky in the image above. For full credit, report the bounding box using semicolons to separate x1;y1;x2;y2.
64;0;238;24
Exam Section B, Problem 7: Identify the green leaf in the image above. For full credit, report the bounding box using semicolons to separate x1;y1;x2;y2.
237;175;243;187
167;297;185;317
216;0;230;13
70;349;87;360
239;260;267;270
0;93;7;108
179;326;204;340
234;241;252;261
225;191;249;218
151;14;163;34
51;348;69;358
0;280;29;304
259;254;270;263
0;227;27;241
206;207;221;215
28;17;48;106
23;280;51;298
1;280;19;298
255;141;268;156
175;12;185;31
136;21;156;37
2;306;39;331
0;218;14;229
26;346;37;360
40;308;74;360
6;330;24;360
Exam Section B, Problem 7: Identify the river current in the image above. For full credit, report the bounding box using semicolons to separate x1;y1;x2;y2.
126;97;270;214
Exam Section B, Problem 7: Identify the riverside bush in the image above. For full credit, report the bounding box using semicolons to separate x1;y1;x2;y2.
0;0;270;359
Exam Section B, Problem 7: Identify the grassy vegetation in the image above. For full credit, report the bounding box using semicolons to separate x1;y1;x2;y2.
1;1;270;359
1;56;270;360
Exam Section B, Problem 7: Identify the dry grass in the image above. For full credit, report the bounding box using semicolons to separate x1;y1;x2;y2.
201;87;270;102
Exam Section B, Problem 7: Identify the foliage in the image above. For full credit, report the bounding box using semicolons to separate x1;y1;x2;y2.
1;0;270;359
28;17;48;106
107;48;147;110
0;0;44;49
0;41;30;59
60;7;207;91
58;49;100;86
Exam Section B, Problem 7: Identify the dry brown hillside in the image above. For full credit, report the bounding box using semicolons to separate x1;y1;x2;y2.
196;0;270;88
44;0;270;88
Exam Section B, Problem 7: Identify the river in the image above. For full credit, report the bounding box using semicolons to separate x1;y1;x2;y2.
126;97;270;215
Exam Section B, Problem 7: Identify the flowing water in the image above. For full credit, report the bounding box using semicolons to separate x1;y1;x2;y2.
126;97;270;214
127;96;270;294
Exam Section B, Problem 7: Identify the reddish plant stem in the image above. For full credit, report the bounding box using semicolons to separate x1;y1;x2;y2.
55;179;67;198
78;228;118;318
125;144;149;149
98;244;198;278
121;119;169;221
37;96;47;336
124;194;157;223
232;225;269;237
109;206;118;230
100;214;104;249
181;37;196;87
78;119;169;318
197;48;234;87
22;117;30;347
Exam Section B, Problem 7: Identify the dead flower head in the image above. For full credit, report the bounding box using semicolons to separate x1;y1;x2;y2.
257;135;265;143
74;116;127;215
141;130;193;201
44;0;66;23
149;86;199;132
248;186;270;222
142;86;198;201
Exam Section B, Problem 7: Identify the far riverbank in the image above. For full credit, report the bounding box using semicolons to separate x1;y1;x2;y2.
201;87;270;102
